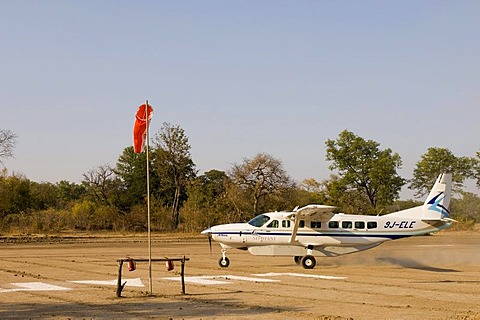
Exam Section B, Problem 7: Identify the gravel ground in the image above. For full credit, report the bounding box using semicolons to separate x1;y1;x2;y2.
0;231;479;319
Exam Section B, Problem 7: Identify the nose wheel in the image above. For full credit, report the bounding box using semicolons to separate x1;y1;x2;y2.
218;248;230;268
218;257;230;268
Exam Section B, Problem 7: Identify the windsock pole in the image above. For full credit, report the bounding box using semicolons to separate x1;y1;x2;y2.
145;100;152;295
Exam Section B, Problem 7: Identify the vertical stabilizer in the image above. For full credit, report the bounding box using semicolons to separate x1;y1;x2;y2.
422;173;452;220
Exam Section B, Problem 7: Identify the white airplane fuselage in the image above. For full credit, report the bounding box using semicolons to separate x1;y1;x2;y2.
208;211;451;257
202;174;453;269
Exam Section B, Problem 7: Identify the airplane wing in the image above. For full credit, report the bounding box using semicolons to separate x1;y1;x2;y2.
287;204;336;243
283;204;336;219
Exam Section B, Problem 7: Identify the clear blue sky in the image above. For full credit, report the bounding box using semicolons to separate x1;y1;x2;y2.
1;1;479;198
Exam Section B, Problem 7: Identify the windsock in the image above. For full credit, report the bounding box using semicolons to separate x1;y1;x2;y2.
133;103;154;153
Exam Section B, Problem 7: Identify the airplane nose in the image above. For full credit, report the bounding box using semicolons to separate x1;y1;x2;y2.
201;228;212;235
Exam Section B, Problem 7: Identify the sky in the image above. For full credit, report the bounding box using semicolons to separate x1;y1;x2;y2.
1;1;479;199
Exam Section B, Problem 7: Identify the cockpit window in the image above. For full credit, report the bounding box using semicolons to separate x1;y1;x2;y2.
247;214;271;227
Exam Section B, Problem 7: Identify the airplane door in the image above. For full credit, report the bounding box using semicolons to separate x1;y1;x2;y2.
249;219;279;245
239;230;247;244
265;219;279;231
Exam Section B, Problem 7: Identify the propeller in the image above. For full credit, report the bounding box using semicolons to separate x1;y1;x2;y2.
208;233;212;254
201;227;213;255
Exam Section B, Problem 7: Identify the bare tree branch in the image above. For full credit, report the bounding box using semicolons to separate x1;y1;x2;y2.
0;129;18;164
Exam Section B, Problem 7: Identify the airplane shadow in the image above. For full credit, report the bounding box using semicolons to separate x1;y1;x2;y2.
376;257;460;273
413;280;480;284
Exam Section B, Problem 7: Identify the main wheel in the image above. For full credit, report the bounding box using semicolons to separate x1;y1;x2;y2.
218;257;230;268
301;255;316;269
294;256;302;265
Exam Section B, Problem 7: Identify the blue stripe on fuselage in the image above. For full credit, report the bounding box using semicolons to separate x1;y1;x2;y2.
211;231;409;240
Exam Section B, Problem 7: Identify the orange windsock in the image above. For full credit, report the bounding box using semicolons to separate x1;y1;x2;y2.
133;103;154;153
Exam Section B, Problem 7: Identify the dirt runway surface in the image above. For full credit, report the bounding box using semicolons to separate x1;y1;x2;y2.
0;231;479;320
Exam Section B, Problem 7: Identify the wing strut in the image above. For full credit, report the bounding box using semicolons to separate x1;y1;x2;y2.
290;214;301;243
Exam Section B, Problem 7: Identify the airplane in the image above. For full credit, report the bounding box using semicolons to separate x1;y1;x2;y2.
201;173;454;269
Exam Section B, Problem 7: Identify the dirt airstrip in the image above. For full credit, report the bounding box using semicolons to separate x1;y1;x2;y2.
0;231;479;320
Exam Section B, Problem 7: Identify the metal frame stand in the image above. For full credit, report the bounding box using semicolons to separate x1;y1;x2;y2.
116;256;189;297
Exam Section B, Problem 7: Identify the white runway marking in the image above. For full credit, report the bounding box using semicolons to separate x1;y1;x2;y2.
69;278;145;287
253;272;347;280
417;244;455;247
215;275;280;282
162;275;279;285
0;282;71;293
163;276;231;285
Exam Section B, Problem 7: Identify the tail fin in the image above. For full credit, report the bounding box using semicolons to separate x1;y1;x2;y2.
422;173;452;221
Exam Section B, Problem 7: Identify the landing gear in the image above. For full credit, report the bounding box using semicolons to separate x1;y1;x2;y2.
218;248;230;268
299;245;316;269
301;255;316;269
294;256;302;265
218;257;230;268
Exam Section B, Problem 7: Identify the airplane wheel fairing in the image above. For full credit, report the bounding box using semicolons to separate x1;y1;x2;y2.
294;256;302;265
219;257;230;268
301;255;316;269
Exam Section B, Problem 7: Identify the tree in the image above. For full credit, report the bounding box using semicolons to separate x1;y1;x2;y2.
114;146;156;211
473;151;480;189
316;174;374;214
0;129;17;165
409;147;474;197
152;123;196;229
189;170;229;207
296;178;327;206
325;130;405;213
56;180;86;208
29;182;59;211
181;170;231;231
82;164;120;207
0;170;31;216
300;178;322;194
229;152;295;214
450;191;480;224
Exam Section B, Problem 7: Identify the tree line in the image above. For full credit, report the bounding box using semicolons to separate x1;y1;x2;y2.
1;126;479;234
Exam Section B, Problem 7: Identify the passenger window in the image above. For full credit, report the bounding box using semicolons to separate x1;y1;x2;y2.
328;221;339;228
310;221;321;228
367;221;377;229
355;221;365;229
267;220;279;228
342;221;353;229
282;220;291;228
